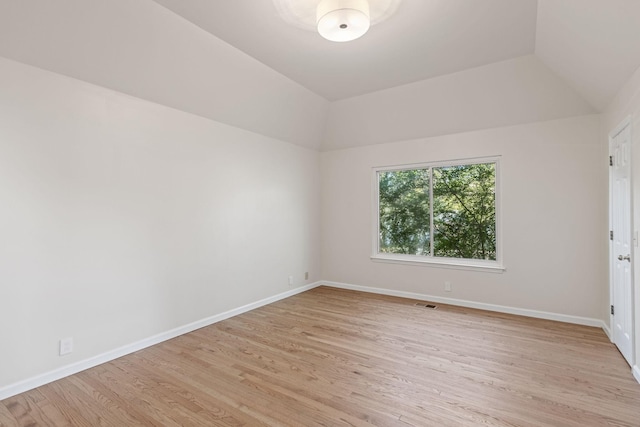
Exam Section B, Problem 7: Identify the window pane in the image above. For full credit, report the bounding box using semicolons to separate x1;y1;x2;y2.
432;163;496;260
378;169;430;255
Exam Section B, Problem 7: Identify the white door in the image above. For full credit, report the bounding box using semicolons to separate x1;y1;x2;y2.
610;119;634;366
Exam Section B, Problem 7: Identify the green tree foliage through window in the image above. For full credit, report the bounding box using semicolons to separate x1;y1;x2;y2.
379;169;431;255
378;162;496;261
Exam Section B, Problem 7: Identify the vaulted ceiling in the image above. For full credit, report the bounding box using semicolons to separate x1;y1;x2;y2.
152;0;640;110
0;0;638;150
152;0;538;102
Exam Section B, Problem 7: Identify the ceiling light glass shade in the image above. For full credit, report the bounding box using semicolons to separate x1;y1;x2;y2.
317;0;370;42
272;0;401;36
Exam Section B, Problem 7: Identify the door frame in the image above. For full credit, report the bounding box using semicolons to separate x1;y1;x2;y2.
609;115;635;366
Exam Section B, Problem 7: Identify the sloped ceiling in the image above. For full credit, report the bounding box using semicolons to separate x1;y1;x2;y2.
152;0;640;110
0;0;638;150
535;0;640;111
152;0;538;102
0;0;329;149
323;55;596;149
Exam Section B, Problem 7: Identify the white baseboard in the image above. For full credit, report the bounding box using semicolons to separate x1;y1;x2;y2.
601;323;613;341
321;281;607;329
633;365;640;384
0;282;321;401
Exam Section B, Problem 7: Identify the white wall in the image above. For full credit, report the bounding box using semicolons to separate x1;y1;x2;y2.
321;115;607;320
604;64;640;379
0;0;329;149
0;57;320;389
323;56;595;150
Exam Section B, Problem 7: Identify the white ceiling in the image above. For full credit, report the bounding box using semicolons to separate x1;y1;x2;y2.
151;0;640;109
153;0;539;101
535;0;640;111
0;0;638;149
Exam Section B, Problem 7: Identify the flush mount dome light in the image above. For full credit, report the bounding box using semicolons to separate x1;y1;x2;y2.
273;0;401;42
317;0;370;42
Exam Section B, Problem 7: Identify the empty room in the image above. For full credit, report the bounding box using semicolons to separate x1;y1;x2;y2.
1;0;640;425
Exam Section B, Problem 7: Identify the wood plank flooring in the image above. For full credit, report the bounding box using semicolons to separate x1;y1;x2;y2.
2;286;639;426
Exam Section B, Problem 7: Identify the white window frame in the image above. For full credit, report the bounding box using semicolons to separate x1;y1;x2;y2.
371;156;505;272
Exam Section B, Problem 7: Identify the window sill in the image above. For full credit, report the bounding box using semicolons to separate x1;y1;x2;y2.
370;254;506;273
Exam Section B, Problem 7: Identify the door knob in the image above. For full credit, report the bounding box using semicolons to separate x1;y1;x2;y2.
618;254;631;262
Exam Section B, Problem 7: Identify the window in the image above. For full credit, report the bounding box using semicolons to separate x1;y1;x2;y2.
373;157;502;271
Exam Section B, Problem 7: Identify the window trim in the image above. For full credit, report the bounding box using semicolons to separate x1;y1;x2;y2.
371;156;505;272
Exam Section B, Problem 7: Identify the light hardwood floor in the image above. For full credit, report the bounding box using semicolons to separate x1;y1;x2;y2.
2;286;639;426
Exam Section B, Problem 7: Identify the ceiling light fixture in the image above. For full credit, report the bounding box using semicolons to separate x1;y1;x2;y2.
317;0;370;42
273;0;401;43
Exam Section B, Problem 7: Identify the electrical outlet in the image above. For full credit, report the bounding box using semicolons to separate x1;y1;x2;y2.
304;272;309;280
288;275;294;286
59;337;73;356
444;281;452;292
